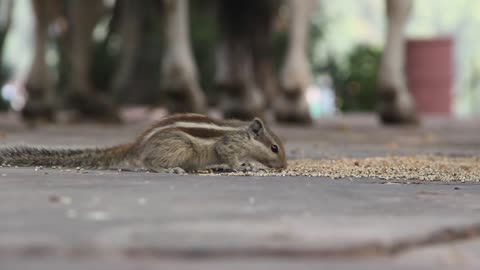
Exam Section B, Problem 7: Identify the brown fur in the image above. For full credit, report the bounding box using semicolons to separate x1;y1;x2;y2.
0;114;286;172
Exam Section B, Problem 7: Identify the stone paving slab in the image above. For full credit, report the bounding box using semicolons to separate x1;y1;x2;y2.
0;258;463;270
1;114;480;269
1;168;480;269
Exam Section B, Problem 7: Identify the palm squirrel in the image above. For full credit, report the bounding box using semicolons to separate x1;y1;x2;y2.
0;113;286;172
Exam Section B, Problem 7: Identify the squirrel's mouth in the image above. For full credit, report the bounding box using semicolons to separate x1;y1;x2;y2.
267;161;287;169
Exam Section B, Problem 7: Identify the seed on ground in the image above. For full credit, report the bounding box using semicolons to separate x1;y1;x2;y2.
198;155;480;182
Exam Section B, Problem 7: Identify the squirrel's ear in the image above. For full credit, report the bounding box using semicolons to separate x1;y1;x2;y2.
249;117;265;135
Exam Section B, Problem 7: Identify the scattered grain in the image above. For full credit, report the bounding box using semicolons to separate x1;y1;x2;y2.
197;155;480;182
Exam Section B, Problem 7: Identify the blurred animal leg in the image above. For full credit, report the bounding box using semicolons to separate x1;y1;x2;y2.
215;0;266;120
274;0;314;124
22;0;60;123
160;0;206;114
250;0;278;107
0;0;13;58
377;0;417;124
65;1;120;122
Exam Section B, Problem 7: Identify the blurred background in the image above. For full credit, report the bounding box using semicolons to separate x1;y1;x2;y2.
0;0;479;120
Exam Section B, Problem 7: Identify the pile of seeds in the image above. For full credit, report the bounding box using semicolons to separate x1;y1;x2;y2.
199;155;480;182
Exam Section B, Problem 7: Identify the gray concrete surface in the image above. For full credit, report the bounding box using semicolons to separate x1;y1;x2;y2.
1;113;480;269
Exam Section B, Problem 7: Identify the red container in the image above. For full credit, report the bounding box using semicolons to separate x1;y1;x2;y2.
406;37;454;115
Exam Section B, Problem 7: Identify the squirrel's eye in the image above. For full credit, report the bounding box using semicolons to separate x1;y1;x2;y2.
271;144;278;153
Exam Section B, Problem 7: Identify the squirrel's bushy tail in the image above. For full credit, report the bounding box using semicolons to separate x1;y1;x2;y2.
0;144;134;169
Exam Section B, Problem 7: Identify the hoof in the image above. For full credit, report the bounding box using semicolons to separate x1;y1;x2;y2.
223;108;265;121
66;91;122;124
21;102;56;125
275;111;312;124
273;91;312;125
377;85;419;126
379;111;420;125
219;84;266;120
164;88;207;114
21;84;56;125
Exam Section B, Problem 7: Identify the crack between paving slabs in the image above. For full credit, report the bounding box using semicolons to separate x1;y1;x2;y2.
0;222;480;260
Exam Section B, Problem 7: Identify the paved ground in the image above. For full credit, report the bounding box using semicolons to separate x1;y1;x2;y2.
1;113;480;269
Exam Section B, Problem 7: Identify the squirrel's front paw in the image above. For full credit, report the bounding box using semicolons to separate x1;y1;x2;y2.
238;162;268;172
166;167;186;174
237;162;254;172
207;164;248;172
150;167;186;174
207;163;265;173
208;164;233;172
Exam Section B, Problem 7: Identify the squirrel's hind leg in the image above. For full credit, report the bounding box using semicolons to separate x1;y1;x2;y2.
140;133;197;172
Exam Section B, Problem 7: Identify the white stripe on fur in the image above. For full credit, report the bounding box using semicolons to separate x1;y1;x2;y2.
142;121;243;142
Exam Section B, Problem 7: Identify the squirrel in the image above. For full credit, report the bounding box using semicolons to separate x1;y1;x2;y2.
0;113;287;173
